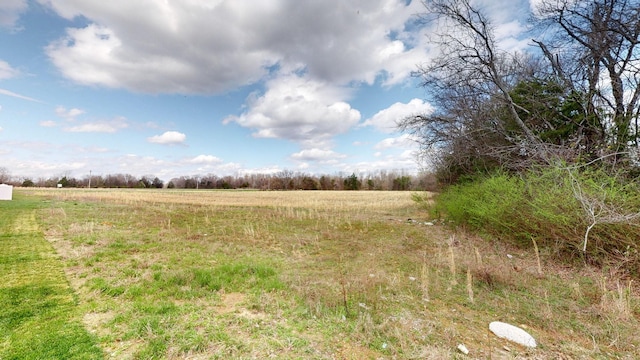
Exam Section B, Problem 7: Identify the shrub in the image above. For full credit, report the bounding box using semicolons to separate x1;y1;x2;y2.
430;166;640;272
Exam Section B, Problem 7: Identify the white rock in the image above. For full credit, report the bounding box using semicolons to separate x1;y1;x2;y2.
457;344;469;355
489;321;537;348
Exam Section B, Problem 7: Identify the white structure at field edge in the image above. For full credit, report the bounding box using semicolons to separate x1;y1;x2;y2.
0;184;13;200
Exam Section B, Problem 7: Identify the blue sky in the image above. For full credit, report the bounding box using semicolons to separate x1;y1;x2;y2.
0;0;531;181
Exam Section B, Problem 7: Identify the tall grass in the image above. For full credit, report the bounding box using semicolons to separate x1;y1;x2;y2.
432;167;640;272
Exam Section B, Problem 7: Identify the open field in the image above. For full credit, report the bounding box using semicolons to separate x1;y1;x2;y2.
3;188;640;359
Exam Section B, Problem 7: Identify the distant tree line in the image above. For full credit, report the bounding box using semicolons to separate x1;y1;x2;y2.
1;168;437;191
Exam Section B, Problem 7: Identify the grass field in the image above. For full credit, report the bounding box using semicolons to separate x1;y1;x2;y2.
2;188;640;359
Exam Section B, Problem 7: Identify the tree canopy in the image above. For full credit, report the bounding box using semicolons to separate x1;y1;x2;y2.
401;0;640;183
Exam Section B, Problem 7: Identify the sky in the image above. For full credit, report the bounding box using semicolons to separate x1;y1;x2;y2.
0;0;533;182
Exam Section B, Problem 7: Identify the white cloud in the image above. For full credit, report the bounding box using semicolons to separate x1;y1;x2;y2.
291;148;346;162
190;155;222;164
362;98;434;133
374;134;415;150
55;106;85;120
72;145;110;153
147;130;186;145
39;120;57;127
0;88;41;102
41;0;426;94
14;159;86;173
225;74;361;144
0;0;27;28
0;60;19;79
65;116;128;133
347;150;420;174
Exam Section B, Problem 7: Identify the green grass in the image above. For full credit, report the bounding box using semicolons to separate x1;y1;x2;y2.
8;187;640;358
0;193;102;359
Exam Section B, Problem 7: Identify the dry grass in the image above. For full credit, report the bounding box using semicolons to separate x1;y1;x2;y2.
16;188;640;359
25;188;414;214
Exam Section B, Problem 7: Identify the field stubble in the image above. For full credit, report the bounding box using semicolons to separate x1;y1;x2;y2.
19;188;640;359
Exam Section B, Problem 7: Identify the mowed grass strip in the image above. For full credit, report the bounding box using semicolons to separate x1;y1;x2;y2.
0;194;102;360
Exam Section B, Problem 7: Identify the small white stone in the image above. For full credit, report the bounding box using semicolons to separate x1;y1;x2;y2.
489;321;537;348
408;276;416;281
457;344;469;355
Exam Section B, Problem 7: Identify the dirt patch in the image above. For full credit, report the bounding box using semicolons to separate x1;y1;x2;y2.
216;292;246;314
83;311;115;334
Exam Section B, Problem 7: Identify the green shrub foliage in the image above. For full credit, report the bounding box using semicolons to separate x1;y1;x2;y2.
432;167;640;272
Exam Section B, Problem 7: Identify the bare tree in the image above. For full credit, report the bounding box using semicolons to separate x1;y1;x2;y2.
418;0;538;142
565;164;640;254
534;0;640;155
402;0;640;181
0;167;10;184
400;0;551;181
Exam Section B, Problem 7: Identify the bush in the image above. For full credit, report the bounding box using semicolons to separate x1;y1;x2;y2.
430;167;640;272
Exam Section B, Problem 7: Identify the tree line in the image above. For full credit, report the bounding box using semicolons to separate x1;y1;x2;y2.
0;167;437;191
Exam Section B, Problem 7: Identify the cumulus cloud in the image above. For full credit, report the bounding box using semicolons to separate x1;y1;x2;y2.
290;148;346;162
14;159;86;174
346;149;420;174
55;106;85;120
190;154;222;164
224;74;361;144
39;120;57;127
40;0;426;94
361;99;434;133
0;0;27;28
374;134;415;150
147;130;186;145
0;60;19;79
65;116;128;133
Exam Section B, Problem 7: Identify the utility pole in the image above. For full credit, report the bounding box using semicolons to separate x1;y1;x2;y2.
88;170;92;189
